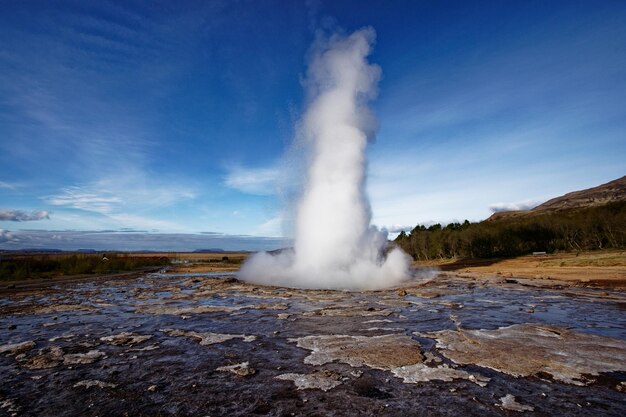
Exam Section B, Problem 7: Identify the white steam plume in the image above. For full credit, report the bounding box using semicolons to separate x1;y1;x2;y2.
239;27;411;290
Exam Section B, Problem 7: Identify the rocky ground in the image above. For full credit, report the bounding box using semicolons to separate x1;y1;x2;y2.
1;270;625;416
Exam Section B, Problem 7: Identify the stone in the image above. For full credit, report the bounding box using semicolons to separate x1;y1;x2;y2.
24;347;105;369
73;380;117;389
0;341;35;356
422;323;626;385
275;370;342;391
289;334;423;370
100;332;152;346
216;361;256;377
23;347;65;369
497;394;534;412
303;307;393;317
62;350;106;365
160;329;256;345
137;302;287;315
29;304;96;315
391;363;489;386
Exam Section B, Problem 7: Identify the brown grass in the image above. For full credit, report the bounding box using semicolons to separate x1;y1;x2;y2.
129;251;249;261
414;250;626;285
151;252;250;273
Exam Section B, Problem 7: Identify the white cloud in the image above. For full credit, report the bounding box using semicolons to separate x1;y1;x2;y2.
223;166;279;195
46;170;196;215
0;181;17;190
489;200;542;213
107;213;187;233
252;213;284;238
0;229;14;243
0;209;50;221
366;157;553;229
46;187;122;214
0;230;284;252
42;170;197;232
381;224;412;234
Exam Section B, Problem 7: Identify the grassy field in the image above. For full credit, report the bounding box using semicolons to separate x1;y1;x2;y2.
2;249;624;287
134;251;249;273
414;249;626;285
0;251;250;282
0;252;172;281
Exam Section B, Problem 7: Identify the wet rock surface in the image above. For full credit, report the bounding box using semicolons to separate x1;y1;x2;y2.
290;334;423;369
217;361;256;377
0;341;34;356
99;332;152;346
73;379;117;389
421;323;626;385
497;393;534;412
276;369;343;391
0;272;625;416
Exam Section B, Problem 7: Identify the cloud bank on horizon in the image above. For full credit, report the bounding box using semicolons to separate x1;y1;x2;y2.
0;1;625;250
0;209;50;222
0;229;284;252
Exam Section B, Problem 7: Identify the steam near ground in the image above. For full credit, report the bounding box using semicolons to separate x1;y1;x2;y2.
239;27;411;290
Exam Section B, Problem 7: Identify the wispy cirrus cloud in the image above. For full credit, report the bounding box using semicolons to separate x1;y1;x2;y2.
0;209;50;222
0;181;17;190
0;2;202;181
0;8;199;234
41;169;197;233
224;166;279;195
252;213;284;238
46;169;196;216
46;188;122;214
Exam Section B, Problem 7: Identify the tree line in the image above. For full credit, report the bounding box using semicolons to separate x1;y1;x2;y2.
0;253;169;281
394;201;625;260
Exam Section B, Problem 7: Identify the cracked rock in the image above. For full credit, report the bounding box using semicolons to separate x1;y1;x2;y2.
422;323;626;385
391;363;489;386
73;380;117;389
0;341;35;356
289;334;423;370
100;332;152;346
497;394;534;412
216;361;256;377
24;347;105;369
275;370;342;391
160;329;256;345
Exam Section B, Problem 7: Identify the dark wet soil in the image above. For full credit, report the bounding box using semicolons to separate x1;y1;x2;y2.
0;272;625;416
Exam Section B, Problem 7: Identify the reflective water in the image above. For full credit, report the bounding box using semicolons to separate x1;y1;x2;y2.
0;273;624;416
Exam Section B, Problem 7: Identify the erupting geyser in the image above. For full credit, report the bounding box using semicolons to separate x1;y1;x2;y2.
239;27;411;290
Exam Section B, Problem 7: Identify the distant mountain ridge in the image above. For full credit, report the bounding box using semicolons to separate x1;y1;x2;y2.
488;175;626;221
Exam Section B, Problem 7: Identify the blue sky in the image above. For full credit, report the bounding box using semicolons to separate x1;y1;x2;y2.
1;0;625;251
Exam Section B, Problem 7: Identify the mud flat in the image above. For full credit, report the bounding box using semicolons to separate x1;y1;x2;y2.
0;270;625;416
